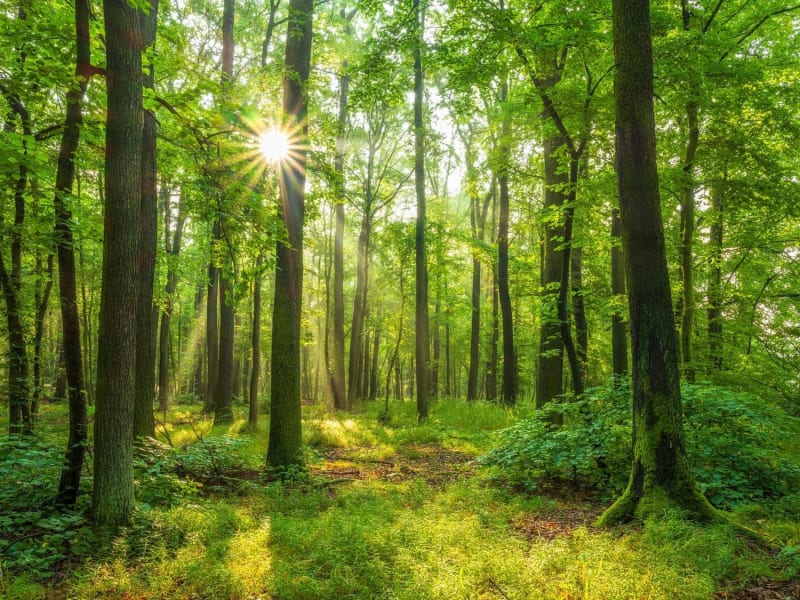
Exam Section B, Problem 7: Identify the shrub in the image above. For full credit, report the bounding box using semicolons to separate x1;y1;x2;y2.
481;381;800;509
0;436;94;579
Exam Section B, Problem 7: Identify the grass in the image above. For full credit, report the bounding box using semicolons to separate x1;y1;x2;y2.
2;398;798;599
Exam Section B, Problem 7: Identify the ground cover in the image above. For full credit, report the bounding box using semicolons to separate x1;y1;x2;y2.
1;399;798;599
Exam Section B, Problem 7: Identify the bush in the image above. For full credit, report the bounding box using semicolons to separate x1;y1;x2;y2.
481;381;800;509
0;436;94;579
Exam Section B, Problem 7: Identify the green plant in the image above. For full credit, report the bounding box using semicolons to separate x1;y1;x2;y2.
481;381;800;509
0;436;94;579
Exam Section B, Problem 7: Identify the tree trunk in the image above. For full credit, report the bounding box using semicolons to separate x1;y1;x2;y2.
432;296;441;398
0;88;32;435
370;327;379;401
485;271;499;402
205;257;219;414
598;0;713;525
535;134;566;407
707;188;723;370
92;0;143;528
679;99;699;383
497;80;516;406
571;245;588;381
413;0;430;422
267;0;312;470
249;254;263;428
32;253;54;420
347;213;370;408
159;191;185;412
133;0;160;439
610;207;628;379
53;0;91;506
331;40;349;411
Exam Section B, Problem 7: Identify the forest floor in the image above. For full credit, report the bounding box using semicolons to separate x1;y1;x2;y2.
3;399;799;599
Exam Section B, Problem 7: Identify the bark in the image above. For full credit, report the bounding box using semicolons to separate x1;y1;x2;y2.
432;296;441;398
133;0;160;438
707;188;723;370
370;327;379;401
610;207;628;379
679;99;699;383
571;245;588;380
413;0;430;422
535;134;566;407
598;0;713;525
216;271;235;424
331;65;348;410
159;191;185;412
32;253;54;420
497;80;516;406
205;254;219;413
347;213;371;408
485;271;499;402
249;254;263;427
92;0;143;528
0;88;32;435
53;0;92;506
267;0;312;470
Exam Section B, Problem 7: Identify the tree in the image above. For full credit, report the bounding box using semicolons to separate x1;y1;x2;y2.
133;0;160;439
54;0;93;507
598;0;714;525
92;0;144;528
412;0;430;422
267;0;313;470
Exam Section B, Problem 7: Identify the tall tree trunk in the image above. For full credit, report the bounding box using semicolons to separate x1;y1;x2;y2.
679;99;699;383
485;271;499;402
707;188;723;370
159;191;185;412
0;88;32;435
214;0;236;425
267;0;312;470
53;0;91;506
413;0;430;422
571;245;588;381
133;0;160;438
535;134;566;407
370;327;379;401
432;296;440;398
497;80;516;406
599;0;712;525
610;207;628;379
205;256;219;413
347;214;370;408
249;254;263;428
32;253;54;420
331;21;350;412
93;0;143;528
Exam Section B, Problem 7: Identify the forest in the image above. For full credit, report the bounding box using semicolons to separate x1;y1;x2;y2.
1;0;799;597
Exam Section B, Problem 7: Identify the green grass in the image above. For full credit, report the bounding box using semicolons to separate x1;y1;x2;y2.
2;398;798;599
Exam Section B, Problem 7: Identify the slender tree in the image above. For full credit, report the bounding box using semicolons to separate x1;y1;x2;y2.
133;0;160;438
267;0;313;470
54;0;93;506
92;0;143;528
412;0;430;421
598;0;714;525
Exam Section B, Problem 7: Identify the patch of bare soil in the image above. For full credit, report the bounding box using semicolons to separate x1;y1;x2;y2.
509;503;604;541
715;580;800;599
313;444;476;488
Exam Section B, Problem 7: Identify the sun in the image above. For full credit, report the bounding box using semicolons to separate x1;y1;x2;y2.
258;129;290;163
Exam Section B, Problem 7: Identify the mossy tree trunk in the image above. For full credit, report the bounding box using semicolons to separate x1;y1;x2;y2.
598;0;714;526
266;0;313;470
92;0;143;528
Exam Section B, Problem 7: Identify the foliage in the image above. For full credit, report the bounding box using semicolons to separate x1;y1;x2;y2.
482;381;800;509
0;436;93;579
